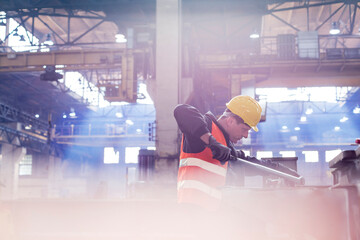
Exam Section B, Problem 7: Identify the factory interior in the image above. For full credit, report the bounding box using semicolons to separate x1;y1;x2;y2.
0;0;360;239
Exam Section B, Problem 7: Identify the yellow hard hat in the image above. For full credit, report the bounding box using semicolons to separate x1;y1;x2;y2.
226;95;262;132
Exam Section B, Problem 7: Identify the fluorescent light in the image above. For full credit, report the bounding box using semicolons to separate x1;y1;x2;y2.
115;112;123;118
353;106;360;114
305;107;313;115
294;127;300;131
329;22;340;35
339;116;348;123
334;126;340;131
69;112;76;117
136;128;142;133
115;33;127;43
300;116;307;122
44;33;54;45
282;126;288;130
329;28;340;35
126;119;134;125
249;33;260;39
35;114;39;118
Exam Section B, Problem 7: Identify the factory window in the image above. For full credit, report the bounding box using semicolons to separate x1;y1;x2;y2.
104;147;119;164
242;150;250;156
125;147;140;164
325;149;342;162
279;151;296;157
19;154;32;176
302;151;319;162
256;151;273;159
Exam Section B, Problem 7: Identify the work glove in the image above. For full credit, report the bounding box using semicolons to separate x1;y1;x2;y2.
206;135;232;164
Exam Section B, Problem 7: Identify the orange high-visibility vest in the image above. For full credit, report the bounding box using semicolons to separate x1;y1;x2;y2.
177;122;228;211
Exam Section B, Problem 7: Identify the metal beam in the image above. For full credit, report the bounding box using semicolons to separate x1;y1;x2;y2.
0;101;48;130
0;49;139;70
0;124;47;151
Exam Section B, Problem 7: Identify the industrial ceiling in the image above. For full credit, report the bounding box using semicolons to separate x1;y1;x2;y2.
0;0;360;147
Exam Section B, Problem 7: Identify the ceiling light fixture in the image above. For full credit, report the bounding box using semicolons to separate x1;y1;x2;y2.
339;116;348;123
115;112;123;118
329;22;340;35
126;119;134;125
44;33;54;45
115;33;127;43
353;106;360;114
249;31;260;39
305;107;313;115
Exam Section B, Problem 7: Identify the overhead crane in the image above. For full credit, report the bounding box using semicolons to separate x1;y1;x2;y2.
0;48;143;102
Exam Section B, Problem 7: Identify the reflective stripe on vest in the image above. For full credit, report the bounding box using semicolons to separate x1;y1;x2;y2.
177;121;228;209
179;157;227;177
177;180;222;200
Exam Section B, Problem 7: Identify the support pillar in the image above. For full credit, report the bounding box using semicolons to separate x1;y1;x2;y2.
155;0;181;182
47;154;63;198
0;143;26;200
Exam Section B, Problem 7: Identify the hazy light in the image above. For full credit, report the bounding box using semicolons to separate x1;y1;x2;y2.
279;151;296;157
329;28;340;35
104;147;119;164
69;112;76;117
300;116;307;122
249;33;260;39
62;114;67;119
339;116;348;123
353;106;360;114
115;33;127;43
25;125;32;130
294;127;300;131
303;151;319;162
305;107;313;115
136;128;142;133
325;149;342;162
115;112;123;118
126;119;134;125
334;126;340;131
35;114;39;118
330;22;340;35
256;151;273;159
125;147;140;164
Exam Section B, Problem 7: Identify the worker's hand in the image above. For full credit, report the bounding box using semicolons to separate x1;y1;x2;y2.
207;135;232;164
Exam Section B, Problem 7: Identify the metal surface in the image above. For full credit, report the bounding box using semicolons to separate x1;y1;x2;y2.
235;157;305;185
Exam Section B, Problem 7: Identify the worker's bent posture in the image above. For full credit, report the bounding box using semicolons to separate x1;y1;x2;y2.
174;95;299;211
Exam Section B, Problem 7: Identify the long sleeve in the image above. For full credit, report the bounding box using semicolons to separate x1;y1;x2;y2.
173;104;213;153
174;104;210;138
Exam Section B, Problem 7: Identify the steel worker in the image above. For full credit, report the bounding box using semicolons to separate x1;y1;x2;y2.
174;95;300;211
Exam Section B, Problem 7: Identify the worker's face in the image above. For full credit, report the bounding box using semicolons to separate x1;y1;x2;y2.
227;117;252;143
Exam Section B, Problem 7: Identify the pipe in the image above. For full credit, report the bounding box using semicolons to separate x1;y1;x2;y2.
234;157;305;185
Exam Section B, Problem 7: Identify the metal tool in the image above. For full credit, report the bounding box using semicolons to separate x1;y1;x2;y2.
234;157;305;185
